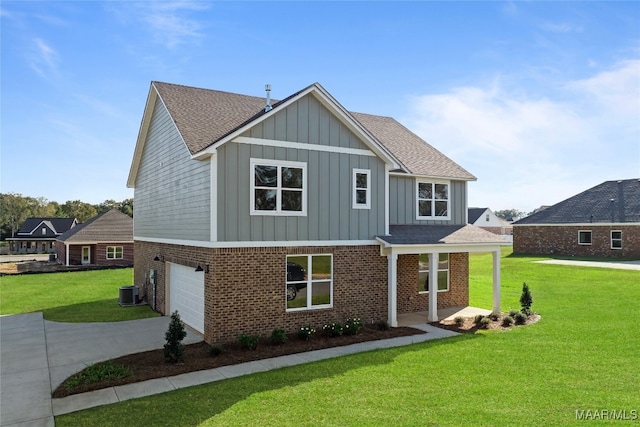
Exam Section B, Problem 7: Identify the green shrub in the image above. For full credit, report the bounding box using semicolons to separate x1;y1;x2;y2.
323;322;344;337
514;311;528;325
502;316;515;327
454;316;465;326
65;362;131;390
474;314;485;325
269;328;288;345
297;325;316;340
238;334;260;350
479;317;491;329
489;311;500;321
164;311;187;363
344;317;363;336
209;345;224;357
520;282;533;314
508;309;519;318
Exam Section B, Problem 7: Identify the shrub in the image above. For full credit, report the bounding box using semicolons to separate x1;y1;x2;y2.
323;322;344;337
269;328;288;345
298;325;316;340
453;316;465;326
65;362;131;390
479;317;491;329
376;320;390;331
209;345;224;357
474;314;485;325
508;309;519;318
514;311;528;325
520;282;533;314
238;334;260;350
489;311;500;321
344;317;363;336
164;310;187;363
502;316;515;327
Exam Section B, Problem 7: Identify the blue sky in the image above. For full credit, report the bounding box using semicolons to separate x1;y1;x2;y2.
1;1;638;213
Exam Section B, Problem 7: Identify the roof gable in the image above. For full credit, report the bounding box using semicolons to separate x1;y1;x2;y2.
468;208;488;224
514;179;640;225
57;210;133;243
16;218;77;237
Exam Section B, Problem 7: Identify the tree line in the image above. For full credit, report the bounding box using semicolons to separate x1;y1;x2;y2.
0;193;133;240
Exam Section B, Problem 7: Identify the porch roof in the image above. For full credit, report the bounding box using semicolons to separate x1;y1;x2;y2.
377;224;507;246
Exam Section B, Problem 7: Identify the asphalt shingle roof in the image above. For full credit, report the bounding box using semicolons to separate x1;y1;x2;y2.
467;208;487;224
57;210;133;242
152;81;475;181
377;224;507;245
15;218;76;238
514;179;640;225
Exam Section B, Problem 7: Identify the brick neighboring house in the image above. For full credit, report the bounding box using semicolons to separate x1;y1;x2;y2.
8;218;77;254
513;179;640;259
127;81;505;344
468;207;512;237
56;209;134;266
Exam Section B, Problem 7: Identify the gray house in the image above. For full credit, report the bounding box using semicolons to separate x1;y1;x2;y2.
127;81;504;344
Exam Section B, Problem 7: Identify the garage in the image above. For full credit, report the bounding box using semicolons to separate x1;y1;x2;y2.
168;262;205;334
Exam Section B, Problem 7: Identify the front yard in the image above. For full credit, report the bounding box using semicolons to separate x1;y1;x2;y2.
54;249;639;426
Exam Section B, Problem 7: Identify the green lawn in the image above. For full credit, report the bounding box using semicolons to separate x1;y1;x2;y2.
56;249;640;426
0;268;158;322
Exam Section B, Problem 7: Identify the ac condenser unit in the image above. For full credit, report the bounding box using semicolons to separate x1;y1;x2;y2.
119;285;139;307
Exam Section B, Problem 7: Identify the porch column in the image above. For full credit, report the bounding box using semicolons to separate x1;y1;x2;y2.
492;249;501;313
66;244;70;267
387;253;398;327
427;253;439;322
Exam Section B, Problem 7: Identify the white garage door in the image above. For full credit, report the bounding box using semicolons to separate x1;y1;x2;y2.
168;262;205;334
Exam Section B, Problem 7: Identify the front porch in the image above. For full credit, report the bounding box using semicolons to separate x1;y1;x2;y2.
397;306;492;327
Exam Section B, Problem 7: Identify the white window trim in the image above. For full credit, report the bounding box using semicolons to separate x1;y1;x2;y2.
611;230;622;250
106;246;124;259
418;253;450;294
352;168;371;209
416;179;451;220
578;230;592;245
250;158;307;216
286;254;333;311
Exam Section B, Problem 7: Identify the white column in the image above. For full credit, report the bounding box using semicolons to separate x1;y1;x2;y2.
492;249;501;313
387;253;398;327
65;244;70;267
427;253;439;322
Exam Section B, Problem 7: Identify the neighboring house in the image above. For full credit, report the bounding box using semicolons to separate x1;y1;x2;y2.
127;81;505;344
513;179;640;258
468;207;513;237
56;209;134;266
7;218;77;254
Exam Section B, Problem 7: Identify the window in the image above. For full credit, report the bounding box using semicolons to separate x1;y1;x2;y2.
250;158;306;216
286;254;332;310
417;180;450;219
578;230;592;245
352;168;370;209
107;246;123;259
611;231;622;249
418;253;449;293
42;228;47;235
485;214;490;222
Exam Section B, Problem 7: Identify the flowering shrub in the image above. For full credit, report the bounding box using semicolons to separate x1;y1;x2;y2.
297;325;316;340
323;322;343;337
344;317;363;336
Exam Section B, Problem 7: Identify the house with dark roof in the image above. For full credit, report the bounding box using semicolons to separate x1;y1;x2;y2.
468;207;512;238
513;179;640;259
55;209;134;266
8;218;77;254
127;81;505;343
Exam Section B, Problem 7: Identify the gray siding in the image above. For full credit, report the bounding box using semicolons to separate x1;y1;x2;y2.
218;96;386;241
134;100;210;240
389;176;467;225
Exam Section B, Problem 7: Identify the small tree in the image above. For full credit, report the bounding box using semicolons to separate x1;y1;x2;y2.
520;282;533;315
164;311;187;363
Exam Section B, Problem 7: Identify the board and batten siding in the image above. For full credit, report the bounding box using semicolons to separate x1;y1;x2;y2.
133;100;211;240
389;175;467;225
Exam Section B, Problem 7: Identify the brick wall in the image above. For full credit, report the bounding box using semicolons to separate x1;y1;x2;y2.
514;225;640;258
135;242;389;344
397;252;469;313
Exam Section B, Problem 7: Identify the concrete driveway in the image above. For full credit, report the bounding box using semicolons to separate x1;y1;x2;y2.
0;313;202;426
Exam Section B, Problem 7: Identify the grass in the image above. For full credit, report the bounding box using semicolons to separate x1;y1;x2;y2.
0;268;158;322
56;248;640;426
65;362;132;390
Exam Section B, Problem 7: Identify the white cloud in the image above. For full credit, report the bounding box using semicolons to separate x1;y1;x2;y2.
28;38;59;79
402;61;640;213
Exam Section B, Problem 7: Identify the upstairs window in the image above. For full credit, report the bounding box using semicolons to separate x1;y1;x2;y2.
42;228;47;235
578;230;592;245
417;180;450;219
352;169;371;209
250;158;306;216
611;231;622;249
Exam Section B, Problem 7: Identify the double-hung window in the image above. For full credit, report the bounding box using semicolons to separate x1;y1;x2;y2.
286;254;332;310
578;230;592;245
250;158;306;216
106;246;123;259
611;231;622;249
418;253;449;293
352;168;370;209
417;180;450;219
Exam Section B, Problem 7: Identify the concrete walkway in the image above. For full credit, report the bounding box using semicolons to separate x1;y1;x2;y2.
1;314;459;425
536;259;640;270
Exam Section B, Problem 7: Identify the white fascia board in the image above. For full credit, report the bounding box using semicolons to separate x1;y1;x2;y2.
134;236;378;248
513;222;640;227
376;237;502;256
234;136;377;157
389;171;477;182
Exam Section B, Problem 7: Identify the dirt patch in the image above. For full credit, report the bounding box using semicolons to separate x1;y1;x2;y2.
53;325;424;398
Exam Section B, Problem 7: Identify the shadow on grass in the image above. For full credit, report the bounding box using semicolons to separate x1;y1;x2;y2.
56;333;482;427
42;298;159;323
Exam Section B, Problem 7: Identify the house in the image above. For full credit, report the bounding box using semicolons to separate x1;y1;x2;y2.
468;207;512;238
513;179;640;258
7;218;77;254
127;81;505;344
55;209;134;266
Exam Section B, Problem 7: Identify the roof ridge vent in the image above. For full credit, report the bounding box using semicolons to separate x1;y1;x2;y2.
265;84;272;112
